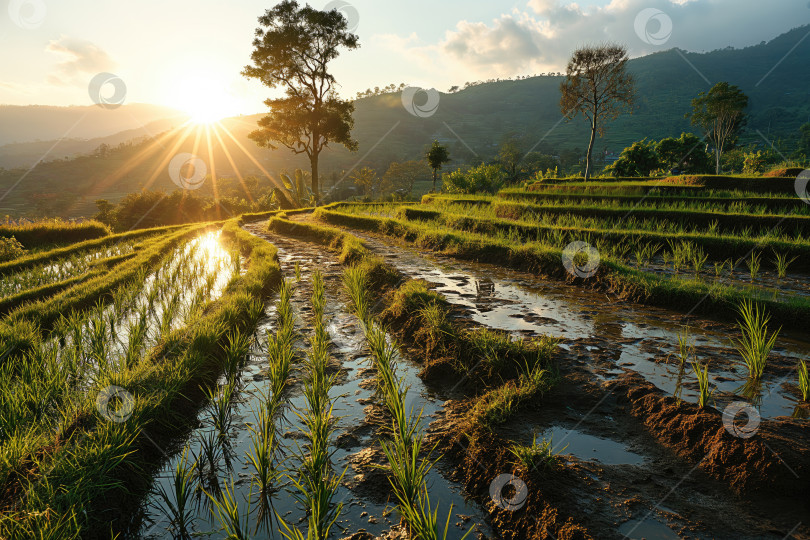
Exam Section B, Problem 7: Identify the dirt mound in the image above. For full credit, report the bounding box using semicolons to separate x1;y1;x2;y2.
610;372;810;496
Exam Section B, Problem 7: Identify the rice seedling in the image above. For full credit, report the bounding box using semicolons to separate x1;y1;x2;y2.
395;486;472;540
205;480;251;540
245;403;282;530
690;359;713;408
798;360;809;402
343;265;370;322
205;381;235;441
294;260;301;281
509;433;567;472
222;330;251;385
713;259;727;277
154;448;197;539
772;251;798;279
733;300;780;380
746;252;761;281
691;246;708;275
676;325;694;365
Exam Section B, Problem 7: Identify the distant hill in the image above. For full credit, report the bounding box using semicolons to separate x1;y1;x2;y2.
0;103;188;146
1;25;808;218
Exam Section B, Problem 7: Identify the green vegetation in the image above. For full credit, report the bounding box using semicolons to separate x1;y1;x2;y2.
0;218;110;248
510;434;566;472
0;219;281;538
733;300;780;380
799;361;809;402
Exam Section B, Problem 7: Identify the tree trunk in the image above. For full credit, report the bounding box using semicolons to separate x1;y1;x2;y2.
310;154;320;205
432;169;437;192
585;121;597;181
715;147;721;175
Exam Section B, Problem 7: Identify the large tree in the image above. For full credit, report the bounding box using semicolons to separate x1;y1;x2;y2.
560;44;635;181
688;82;748;174
243;1;359;202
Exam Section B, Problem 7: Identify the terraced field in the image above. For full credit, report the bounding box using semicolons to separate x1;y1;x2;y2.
2;182;809;539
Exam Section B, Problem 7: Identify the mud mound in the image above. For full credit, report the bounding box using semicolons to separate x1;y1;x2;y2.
610;372;810;496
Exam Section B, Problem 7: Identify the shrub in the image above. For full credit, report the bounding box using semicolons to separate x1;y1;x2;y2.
442;164;506;194
0;236;26;262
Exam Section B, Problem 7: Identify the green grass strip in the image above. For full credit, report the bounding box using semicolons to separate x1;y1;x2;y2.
398;205;810;272
0;223;193;278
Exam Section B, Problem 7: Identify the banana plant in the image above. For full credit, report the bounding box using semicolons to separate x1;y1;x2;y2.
279;169;316;208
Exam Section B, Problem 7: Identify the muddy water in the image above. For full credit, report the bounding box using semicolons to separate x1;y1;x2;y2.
135;225;490;539
345;229;809;420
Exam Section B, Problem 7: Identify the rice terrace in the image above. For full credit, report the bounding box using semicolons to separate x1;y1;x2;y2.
2;1;810;539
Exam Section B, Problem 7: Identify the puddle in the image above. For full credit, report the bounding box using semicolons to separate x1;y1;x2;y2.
535;426;645;466
618;515;680;539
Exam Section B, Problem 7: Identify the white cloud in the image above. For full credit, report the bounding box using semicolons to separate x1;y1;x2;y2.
46;37;116;86
375;0;810;85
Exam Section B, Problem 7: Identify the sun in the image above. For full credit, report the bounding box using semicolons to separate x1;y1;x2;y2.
165;73;240;124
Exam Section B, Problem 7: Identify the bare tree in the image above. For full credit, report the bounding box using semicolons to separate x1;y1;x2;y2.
560;44;635;180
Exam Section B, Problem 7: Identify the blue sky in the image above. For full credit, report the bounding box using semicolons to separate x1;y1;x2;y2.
0;0;807;118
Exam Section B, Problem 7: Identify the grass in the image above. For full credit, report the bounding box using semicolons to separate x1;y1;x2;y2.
394;203;810;271
733;300;780;380
676;325;694;365
798;360;809;402
0;219;282;538
0;218;111;248
154;448;197;539
773;251;798;278
690;360;713;408
510;434;567;472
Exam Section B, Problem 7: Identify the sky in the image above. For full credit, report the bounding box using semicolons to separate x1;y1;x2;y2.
0;0;808;119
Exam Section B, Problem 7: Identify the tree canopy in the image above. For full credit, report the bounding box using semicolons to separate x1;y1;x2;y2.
242;0;359;201
560;44;635;181
688;82;748;174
